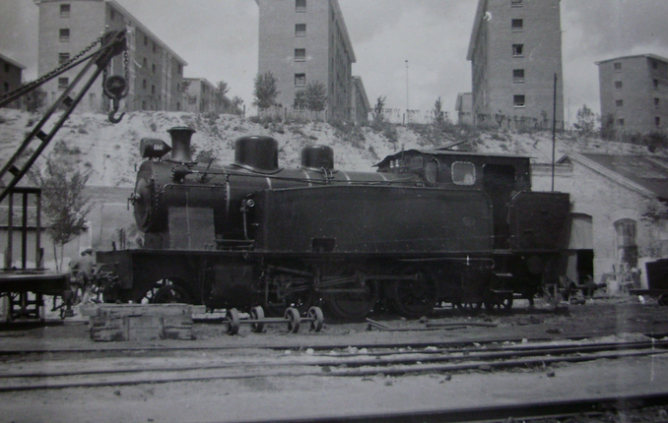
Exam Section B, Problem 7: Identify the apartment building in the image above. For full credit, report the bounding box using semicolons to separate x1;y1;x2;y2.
467;0;564;129
183;78;236;114
0;53;25;109
455;92;473;125
35;0;187;113
350;76;370;124
596;54;668;135
256;0;360;121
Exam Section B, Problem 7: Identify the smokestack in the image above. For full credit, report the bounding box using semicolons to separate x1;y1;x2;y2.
168;127;196;162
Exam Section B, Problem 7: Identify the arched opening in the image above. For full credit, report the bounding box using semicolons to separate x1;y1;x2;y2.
614;218;638;268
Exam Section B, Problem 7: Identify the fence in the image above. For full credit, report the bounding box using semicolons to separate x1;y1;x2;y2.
379;108;450;125
468;113;566;132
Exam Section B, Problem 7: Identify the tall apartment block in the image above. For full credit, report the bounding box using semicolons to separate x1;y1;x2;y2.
35;0;187;113
255;0;360;122
467;0;564;128
351;76;370;124
596;54;667;134
0;53;25;109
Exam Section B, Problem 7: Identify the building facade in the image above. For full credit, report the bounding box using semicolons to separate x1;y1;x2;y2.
455;92;473;125
0;53;25;109
256;0;358;121
350;76;370;124
35;0;187;113
467;0;564;129
597;54;668;135
533;154;668;292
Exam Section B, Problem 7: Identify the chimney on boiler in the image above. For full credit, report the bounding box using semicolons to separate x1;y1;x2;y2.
168;126;196;163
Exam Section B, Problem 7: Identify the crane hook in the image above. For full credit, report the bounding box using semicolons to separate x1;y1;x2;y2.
108;98;125;124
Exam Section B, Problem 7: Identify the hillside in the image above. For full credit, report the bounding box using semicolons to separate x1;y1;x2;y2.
0;108;657;188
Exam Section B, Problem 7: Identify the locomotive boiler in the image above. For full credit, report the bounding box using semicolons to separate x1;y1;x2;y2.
97;127;571;320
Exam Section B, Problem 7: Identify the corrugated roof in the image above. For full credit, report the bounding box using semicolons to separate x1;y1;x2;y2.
580;154;668;199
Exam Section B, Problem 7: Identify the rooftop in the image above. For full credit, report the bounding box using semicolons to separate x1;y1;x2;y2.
595;54;668;66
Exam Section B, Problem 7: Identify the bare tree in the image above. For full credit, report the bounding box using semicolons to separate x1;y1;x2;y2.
253;71;279;111
432;97;446;126
372;96;386;125
31;144;91;272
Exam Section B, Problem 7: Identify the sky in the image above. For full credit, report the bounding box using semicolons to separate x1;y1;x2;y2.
1;0;667;126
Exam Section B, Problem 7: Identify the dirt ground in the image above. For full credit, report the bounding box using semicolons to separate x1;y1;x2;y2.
1;295;668;422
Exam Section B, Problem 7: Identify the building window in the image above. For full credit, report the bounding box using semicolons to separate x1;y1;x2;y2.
654;79;660;90
142;79;147;90
617;118;625;126
615;219;638;267
60;4;70;18
144;35;148;46
152;42;157;54
177;102;181;111
58;53;70;65
513;69;525;83
152;64;156;75
3;82;9;93
178;64;183;75
655;98;661;108
177;83;180;92
296;0;306;12
614;62;622;72
151;85;155;95
58;77;69;89
615;81;623;90
652;60;658;70
657;117;662;127
3;63;9;73
512;44;524;57
616;99;624;108
511;0;523;7
295;24;306;37
511;19;523;31
295;73;306;86
514;95;525;108
142;100;146;110
110;8;115;21
295;48;306;61
59;28;70;42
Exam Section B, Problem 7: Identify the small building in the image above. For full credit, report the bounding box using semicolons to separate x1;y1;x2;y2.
596;54;668;135
467;0;564;129
0;53;25;109
256;0;357;122
35;0;188;113
533;153;668;291
455;92;473;125
350;76;370;125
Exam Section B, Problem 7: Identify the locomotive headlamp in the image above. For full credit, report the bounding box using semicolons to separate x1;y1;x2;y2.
246;199;255;208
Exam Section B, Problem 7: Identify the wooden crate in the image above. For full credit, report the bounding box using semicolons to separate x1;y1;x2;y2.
89;304;194;342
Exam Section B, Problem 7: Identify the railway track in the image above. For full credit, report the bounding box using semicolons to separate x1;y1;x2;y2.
1;338;667;393
218;392;668;423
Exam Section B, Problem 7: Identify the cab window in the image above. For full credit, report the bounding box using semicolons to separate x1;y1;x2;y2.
452;162;476;185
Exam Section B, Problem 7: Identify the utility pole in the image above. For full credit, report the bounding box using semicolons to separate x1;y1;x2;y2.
405;60;410;120
551;73;558;192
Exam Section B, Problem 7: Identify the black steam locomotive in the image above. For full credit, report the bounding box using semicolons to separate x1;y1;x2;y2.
97;127;571;319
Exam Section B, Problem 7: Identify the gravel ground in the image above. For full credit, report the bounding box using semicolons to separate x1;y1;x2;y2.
1;295;668;422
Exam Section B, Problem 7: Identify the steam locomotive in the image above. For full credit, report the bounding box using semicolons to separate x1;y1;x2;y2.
96;127;571;319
